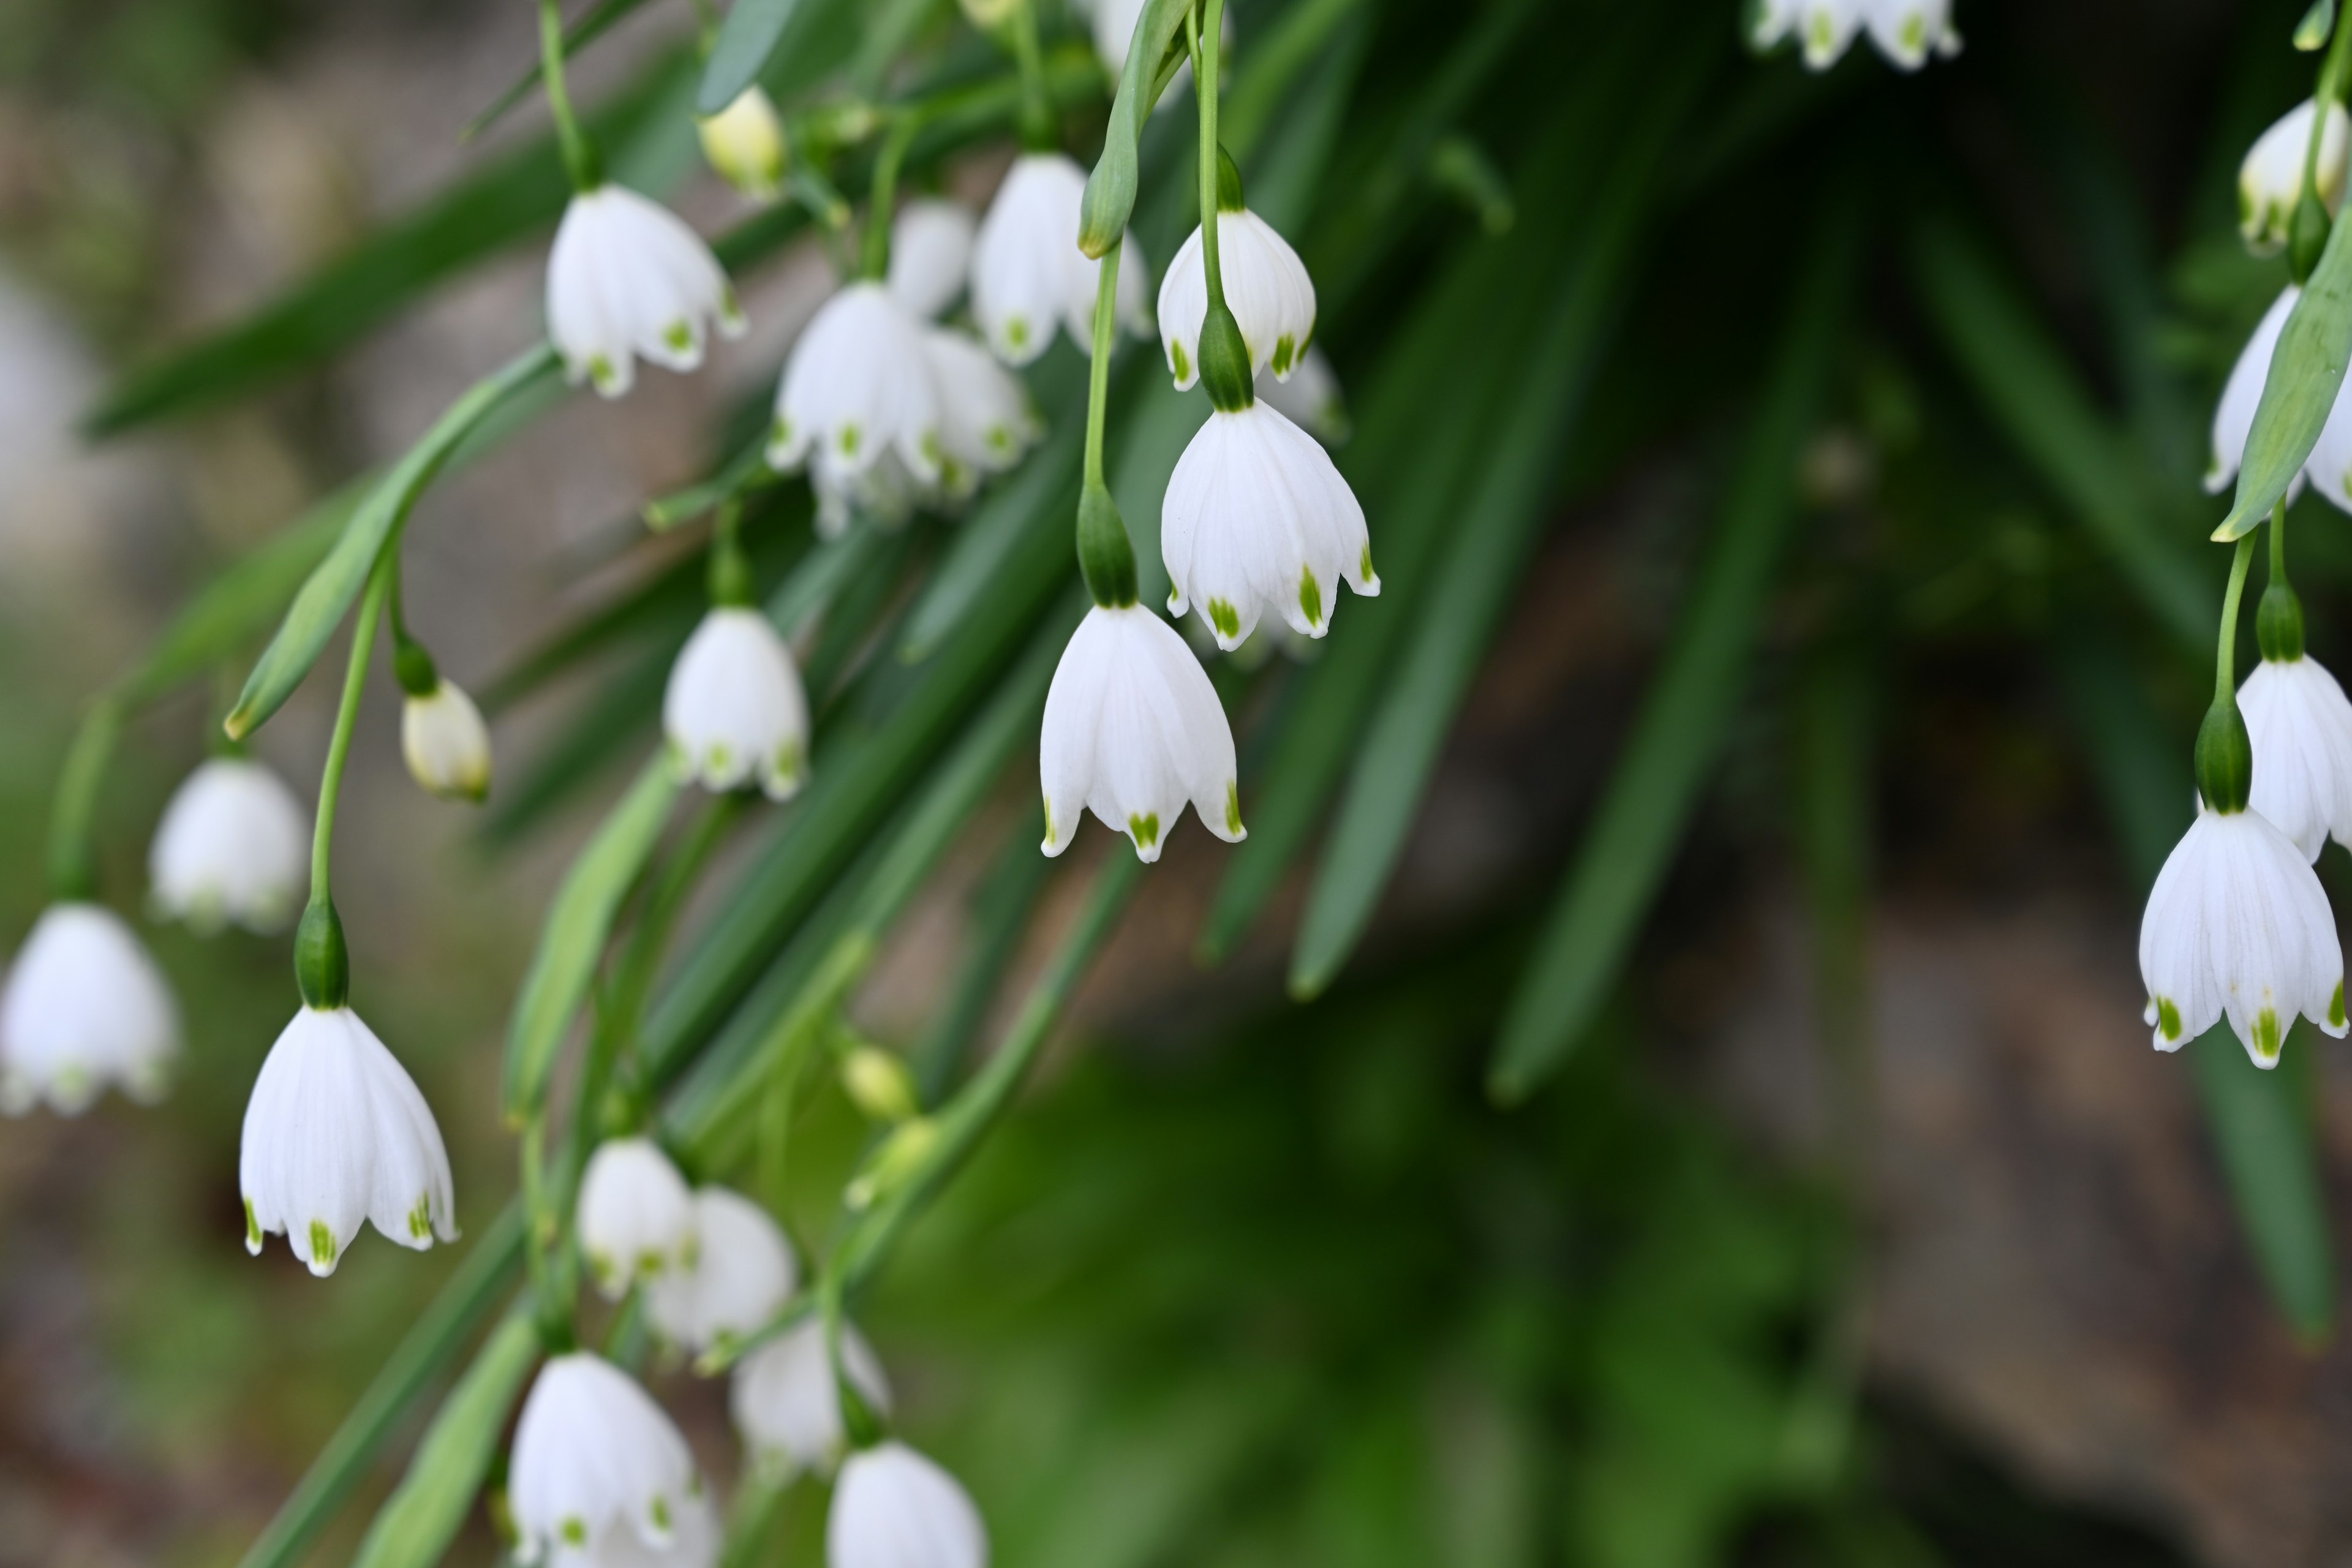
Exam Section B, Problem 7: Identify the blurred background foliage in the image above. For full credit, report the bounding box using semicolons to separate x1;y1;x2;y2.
4;0;2350;1565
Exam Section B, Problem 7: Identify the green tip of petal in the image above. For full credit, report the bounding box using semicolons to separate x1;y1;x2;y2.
1128;812;1159;850
562;1518;588;1547
408;1196;432;1240
650;1496;672;1531
1170;339;1190;383
1006;317;1030;351
244;1197;262;1253
2256;1007;2284;1063
1226;782;1243;837
1298;567;1323;628
1208;598;1240;641
663;320;693;352
308;1219;336;1269
839;423;862;458
2333;984;2345;1030
2156;997;2182;1042
1272;336;1295;375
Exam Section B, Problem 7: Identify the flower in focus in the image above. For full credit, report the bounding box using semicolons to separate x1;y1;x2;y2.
1255;346;1349;445
511;1352;704;1564
827;1441;987;1568
2239;97;2350;255
2141;805;2346;1067
968;153;1150;366
698;86;788;204
646;1186;798;1355
888;198;979;320
771;281;943;513
547;185;747;398
1039;604;1244;862
2241;652;2352;862
730;1316;893;1476
1163;401;1374;650
578;1136;698;1297
1158;208;1315;390
402;679;493;803
239;1004;458;1275
0;903;179;1115
663;608;812;801
921;326;1042;503
148;756;307;933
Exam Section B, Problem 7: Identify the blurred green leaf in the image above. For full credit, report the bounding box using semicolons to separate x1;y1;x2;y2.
347;1310;540;1568
900;398;1085;663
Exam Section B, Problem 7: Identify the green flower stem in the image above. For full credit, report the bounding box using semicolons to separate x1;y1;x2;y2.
385;560;439;698
2215;530;2259;706
859;110;927;281
538;0;602;192
311;556;391;907
1083;244;1123;494
2196;532;2263;814
1009;0;1054;148
1191;0;1229;309
2261;499;2307;663
1077;236;1141;605
45;693;125;902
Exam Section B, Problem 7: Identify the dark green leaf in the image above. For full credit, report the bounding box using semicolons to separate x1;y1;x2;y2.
700;0;804;115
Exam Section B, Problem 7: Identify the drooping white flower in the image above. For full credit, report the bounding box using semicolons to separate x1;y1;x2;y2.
1750;0;1801;49
239;1005;458;1275
730;1317;894;1475
699;86;788;204
2240;653;2352;862
889;199;979;320
1793;0;1863;68
0;903;179;1115
827;1442;987;1568
2140;805;2347;1068
148;757;307;934
646;1186;798;1354
814;451;925;541
511;1352;703;1566
584;1487;720;1568
577;1136;698;1298
1163;401;1375;651
402;679;493;803
547;185;747;398
1862;0;1960;69
663;608;811;800
922;327;1041;503
1255;347;1348;445
968;154;1150;367
1157;209;1315;390
2240;97;2350;255
1039;605;1243;862
771;281;943;502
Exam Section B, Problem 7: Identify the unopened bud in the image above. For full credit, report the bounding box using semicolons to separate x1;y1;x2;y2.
840;1045;919;1124
844;1117;938;1210
698;87;788;205
402;679;493;803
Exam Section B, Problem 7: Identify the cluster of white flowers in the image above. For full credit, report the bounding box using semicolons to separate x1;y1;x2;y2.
1751;0;1960;71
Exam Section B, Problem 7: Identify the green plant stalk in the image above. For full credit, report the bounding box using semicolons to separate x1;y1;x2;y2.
45;696;124;903
2215;531;2258;704
859;110;927;281
311;559;391;905
539;0;603;190
1010;0;1054;145
1192;0;1230;309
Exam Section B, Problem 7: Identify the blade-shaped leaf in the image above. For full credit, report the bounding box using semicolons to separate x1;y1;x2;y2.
347;1310;541;1568
2215;201;2352;540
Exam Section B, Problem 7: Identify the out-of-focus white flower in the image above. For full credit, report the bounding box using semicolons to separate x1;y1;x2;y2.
968;154;1150;366
1039;605;1243;862
699;86;788;204
813;451;925;541
1255;347;1348;445
239;1004;457;1275
1157;209;1314;390
2241;652;2352;862
1163;401;1374;651
827;1441;987;1568
547;186;747;398
2141;804;2347;1067
402;679;492;803
148;757;307;933
646;1186;797;1354
0;903;179;1115
582;1487;720;1568
2240;97;2350;255
1753;0;1956;70
578;1137;698;1298
663;608;812;801
771;282;943;509
1862;0;1959;69
730;1317;893;1476
889;200;979;320
922;327;1041;503
511;1352;703;1565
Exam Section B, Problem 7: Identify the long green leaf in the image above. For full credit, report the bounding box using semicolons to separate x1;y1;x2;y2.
899;406;1085;663
225;347;559;741
1286;43;1706;1000
1486;196;1859;1102
503;757;682;1118
2217;185;2352;540
347;1310;541;1568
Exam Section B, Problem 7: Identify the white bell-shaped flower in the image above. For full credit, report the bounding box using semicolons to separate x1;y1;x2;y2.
698;86;788;204
0;903;179;1115
402;679;493;803
1256;347;1348;445
889;199;978;320
148;756;307;934
584;1487;720;1568
2241;652;2352;862
547;185;747;398
1039;605;1243;862
1163;401;1375;650
922;326;1042;503
2240;97;2350;255
968;153;1150;366
827;1442;987;1568
239;1004;458;1275
1862;0;1959;69
730;1316;893;1475
646;1186;798;1354
1157;210;1315;390
511;1352;703;1565
2141;804;2348;1067
1792;0;1863;69
771;281;943;497
577;1136;698;1298
663;608;812;800
814;451;925;541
